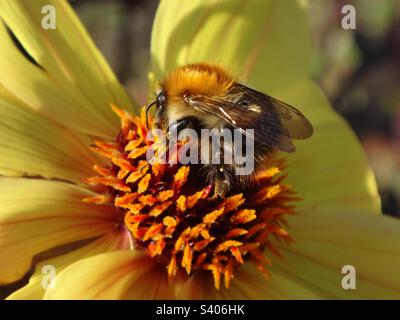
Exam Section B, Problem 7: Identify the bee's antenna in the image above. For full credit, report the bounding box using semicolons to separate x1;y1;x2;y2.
145;101;156;129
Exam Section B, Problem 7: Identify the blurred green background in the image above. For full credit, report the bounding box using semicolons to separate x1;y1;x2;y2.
70;0;400;217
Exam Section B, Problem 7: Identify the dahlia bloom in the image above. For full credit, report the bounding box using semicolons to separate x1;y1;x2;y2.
0;0;399;299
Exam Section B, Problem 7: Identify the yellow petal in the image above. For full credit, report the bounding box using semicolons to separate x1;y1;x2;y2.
0;178;117;284
7;230;131;300
177;206;400;299
175;264;321;299
151;0;311;92
0;0;135;138
176;209;400;299
0;87;97;182
151;0;380;212
43;251;173;300
271;80;380;213
271;209;400;299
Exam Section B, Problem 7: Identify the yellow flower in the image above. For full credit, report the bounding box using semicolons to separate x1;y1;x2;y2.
84;106;294;291
0;0;399;299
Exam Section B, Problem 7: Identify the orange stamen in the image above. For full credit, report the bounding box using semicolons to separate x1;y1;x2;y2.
83;106;297;290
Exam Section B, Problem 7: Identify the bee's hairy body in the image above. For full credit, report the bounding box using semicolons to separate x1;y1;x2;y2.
159;63;234;131
151;63;313;197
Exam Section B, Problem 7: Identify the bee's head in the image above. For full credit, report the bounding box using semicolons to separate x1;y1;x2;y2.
146;89;168;129
153;89;168;129
156;89;167;109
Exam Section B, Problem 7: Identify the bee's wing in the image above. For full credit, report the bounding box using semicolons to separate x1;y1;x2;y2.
183;94;244;130
232;84;314;140
184;84;313;153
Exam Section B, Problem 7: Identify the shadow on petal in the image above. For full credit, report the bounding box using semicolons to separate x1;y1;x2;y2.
44;250;173;300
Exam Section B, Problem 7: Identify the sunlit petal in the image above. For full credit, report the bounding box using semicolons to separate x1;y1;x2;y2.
175;264;321;299
7;230;131;300
44;250;173;300
151;0;380;213
151;0;311;92
0;86;97;182
0;178;117;284
272;208;400;299
0;0;135;138
272;80;381;213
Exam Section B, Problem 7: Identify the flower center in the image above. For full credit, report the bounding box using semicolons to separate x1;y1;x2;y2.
84;106;295;290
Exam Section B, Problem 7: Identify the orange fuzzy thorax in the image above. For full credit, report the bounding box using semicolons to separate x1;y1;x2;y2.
161;63;235;98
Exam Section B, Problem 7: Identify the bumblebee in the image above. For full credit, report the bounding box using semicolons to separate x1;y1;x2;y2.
147;63;313;197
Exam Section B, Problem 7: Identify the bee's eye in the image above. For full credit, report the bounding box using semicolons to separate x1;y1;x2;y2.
156;90;167;107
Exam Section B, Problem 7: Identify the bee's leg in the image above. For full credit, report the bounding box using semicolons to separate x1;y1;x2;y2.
214;178;229;198
212;166;234;198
